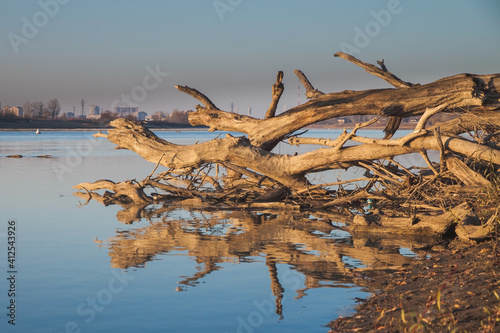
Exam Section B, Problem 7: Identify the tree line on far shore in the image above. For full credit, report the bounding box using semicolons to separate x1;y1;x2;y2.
0;99;193;125
99;109;192;125
0;99;456;128
0;99;61;119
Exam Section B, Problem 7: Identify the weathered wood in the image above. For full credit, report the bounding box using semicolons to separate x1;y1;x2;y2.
349;202;472;236
383;116;402;139
445;157;492;187
89;118;500;191
188;73;500;150
429;112;500;136
419;150;439;176
174;85;218;110
265;71;284;119
455;210;498;241
294;69;324;99
334;51;414;88
74;179;152;204
76;52;500;241
184;53;499;151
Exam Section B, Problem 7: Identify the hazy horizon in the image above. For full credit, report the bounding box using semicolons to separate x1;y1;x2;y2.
1;0;499;118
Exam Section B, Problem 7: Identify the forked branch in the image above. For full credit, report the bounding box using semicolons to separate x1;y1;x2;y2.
334;51;414;88
294;69;324;99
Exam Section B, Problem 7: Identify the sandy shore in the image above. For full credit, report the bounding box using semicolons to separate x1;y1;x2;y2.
329;239;500;332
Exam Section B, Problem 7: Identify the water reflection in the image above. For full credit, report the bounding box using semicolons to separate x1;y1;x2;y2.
85;199;434;318
1;130;431;332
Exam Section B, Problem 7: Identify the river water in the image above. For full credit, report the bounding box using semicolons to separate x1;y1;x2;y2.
0;128;423;332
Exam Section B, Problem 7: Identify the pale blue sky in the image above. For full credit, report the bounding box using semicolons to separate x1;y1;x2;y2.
1;0;499;118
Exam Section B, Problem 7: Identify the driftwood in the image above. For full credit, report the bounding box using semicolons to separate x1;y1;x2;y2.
350;202;470;235
75;52;500;240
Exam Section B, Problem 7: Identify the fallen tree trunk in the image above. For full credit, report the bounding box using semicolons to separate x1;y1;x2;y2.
187;73;500;151
75;52;500;240
88;117;500;190
186;53;499;150
350;202;471;236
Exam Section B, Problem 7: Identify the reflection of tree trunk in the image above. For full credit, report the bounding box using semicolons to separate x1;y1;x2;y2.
104;210;420;297
266;256;284;316
176;258;222;291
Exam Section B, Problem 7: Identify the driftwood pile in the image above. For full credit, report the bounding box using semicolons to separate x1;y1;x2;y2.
74;53;500;241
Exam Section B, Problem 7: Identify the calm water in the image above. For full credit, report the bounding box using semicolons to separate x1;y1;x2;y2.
0;129;421;332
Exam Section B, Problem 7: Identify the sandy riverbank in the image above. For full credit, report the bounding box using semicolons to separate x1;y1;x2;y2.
329;238;500;332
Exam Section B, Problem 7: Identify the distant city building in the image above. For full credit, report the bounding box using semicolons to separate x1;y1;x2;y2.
113;106;147;120
89;105;100;115
1;106;23;117
66;112;75;118
87;105;101;119
114;106;139;117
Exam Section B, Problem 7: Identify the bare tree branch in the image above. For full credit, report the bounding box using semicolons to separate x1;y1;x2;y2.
175;85;219;110
294;69;324;99
265;71;285;119
334;51;414;88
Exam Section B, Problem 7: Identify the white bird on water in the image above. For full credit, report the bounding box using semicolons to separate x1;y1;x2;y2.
35;129;40;134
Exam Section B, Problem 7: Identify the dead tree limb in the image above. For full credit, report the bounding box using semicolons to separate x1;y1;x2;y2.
188;72;500;150
418;150;439;176
333;51;414;88
174;85;218;110
74;179;152;204
265;71;284;119
87;118;500;191
294;69;324;99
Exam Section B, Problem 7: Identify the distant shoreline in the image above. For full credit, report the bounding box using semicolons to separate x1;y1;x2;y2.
0;117;419;132
0;118;207;131
0;127;210;132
